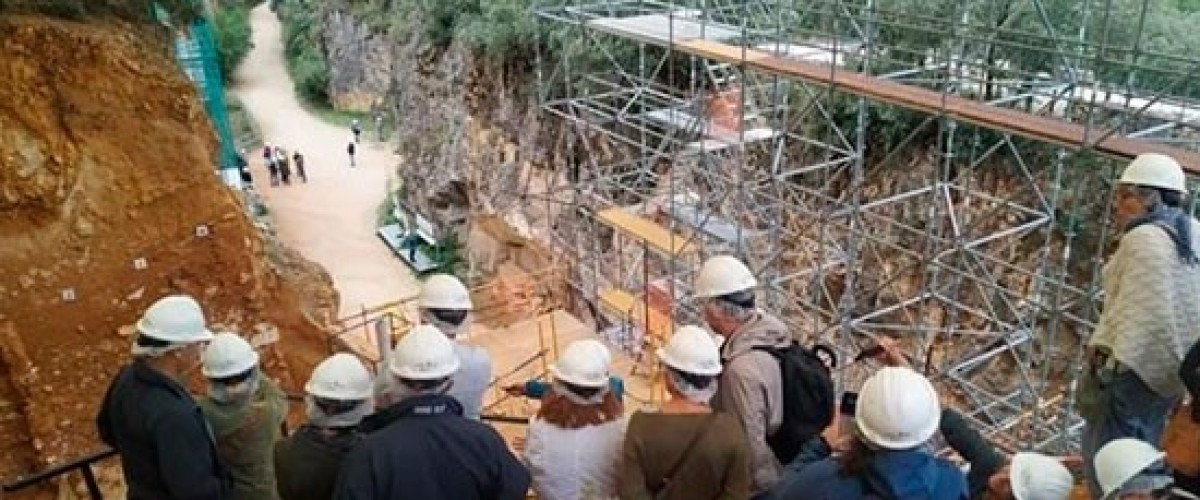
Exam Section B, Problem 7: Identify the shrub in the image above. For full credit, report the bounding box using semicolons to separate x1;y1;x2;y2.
212;4;253;81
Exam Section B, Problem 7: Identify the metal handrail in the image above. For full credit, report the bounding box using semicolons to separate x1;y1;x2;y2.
1;448;115;497
1;392;529;498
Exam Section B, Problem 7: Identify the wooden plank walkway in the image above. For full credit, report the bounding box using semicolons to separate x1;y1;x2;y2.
596;208;696;256
584;12;1200;172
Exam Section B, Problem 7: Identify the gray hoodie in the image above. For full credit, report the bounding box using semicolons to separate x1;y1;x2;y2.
713;310;792;495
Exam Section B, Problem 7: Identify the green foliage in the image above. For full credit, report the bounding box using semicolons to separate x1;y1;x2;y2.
423;234;464;277
279;0;331;103
225;94;262;150
212;4;253;82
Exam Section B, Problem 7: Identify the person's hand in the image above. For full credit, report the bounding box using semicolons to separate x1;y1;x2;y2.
865;335;909;368
502;384;525;397
1058;455;1084;469
512;436;527;454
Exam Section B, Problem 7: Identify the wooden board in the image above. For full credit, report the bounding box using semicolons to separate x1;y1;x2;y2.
673;39;1200;172
598;288;674;341
595;208;696;255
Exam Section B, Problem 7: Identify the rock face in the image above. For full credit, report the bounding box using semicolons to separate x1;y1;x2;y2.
318;6;562;246
0;14;337;478
322;7;394;111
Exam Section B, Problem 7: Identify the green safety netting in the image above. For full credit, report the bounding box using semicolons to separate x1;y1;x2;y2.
157;4;240;171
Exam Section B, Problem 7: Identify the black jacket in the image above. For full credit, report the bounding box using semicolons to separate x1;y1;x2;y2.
940;408;1006;500
97;360;229;500
274;426;361;500
333;393;530;500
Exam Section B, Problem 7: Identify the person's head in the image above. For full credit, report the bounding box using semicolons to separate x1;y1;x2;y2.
984;452;1074;500
131;295;214;378
389;324;460;399
418;274;474;338
1114;153;1187;228
856;367;941;450
841;367;941;476
657;325;723;404
1095;438;1173;500
201;332;261;405
693;255;758;336
539;339;622;428
304;353;374;429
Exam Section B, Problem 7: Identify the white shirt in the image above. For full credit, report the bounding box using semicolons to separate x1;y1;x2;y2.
523;416;627;500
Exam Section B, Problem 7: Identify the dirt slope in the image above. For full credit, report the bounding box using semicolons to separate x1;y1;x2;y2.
230;5;420;317
0;14;336;481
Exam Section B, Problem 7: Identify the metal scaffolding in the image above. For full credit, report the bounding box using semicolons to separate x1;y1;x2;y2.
526;0;1200;452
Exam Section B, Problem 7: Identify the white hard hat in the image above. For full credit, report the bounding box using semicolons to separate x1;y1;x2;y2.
855;367;941;450
389;324;460;380
419;274;473;310
1119;153;1187;193
202;332;259;378
1095;438;1166;499
694;255;758;298
136;295;214;343
305;353;373;400
550;340;611;388
657;325;723;376
1010;452;1074;500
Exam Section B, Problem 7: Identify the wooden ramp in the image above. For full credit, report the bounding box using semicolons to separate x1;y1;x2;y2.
585;14;1200;172
598;288;674;341
596;207;696;256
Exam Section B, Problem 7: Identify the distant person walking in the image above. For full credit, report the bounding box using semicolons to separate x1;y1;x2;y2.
264;143;279;186
351;119;362;144
347;139;357;168
292;150;307;183
237;148;253;187
276;147;291;185
374;111;385;142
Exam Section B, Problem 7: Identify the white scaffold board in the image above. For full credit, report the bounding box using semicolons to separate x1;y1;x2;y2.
585;13;744;46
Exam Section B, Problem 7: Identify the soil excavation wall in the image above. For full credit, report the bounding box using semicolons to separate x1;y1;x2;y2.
0;15;337;482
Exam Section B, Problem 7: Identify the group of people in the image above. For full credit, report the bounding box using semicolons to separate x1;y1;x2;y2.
259;143;307;186
96;153;1200;500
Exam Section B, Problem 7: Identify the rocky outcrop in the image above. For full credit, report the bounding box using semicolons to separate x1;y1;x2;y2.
322;7;394;111
0;14;337;474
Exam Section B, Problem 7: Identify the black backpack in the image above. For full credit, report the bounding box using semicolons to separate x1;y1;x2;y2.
753;342;837;464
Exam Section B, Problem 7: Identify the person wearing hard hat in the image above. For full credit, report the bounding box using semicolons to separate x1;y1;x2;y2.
523;339;628;500
1094;439;1192;499
865;336;1076;500
275;353;374;500
693;254;793;494
1078;153;1200;498
334;325;530;499
767;367;967;499
198;332;287;500
503;339;627;403
375;274;493;420
619;325;751;499
97;295;231;499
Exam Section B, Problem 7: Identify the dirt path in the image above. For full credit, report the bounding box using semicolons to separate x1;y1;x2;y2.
230;5;419;317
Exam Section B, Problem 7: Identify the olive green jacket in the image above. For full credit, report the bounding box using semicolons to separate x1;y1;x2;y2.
200;377;288;500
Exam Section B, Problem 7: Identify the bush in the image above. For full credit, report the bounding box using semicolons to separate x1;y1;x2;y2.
279;0;331;104
212;4;253;81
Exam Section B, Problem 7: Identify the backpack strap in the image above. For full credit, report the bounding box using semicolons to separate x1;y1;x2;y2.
656;414;718;497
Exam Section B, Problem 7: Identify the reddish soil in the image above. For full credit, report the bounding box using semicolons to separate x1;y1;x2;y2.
0;14;337;489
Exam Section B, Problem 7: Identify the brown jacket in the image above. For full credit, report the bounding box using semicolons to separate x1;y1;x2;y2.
619;411;750;500
713;311;791;494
